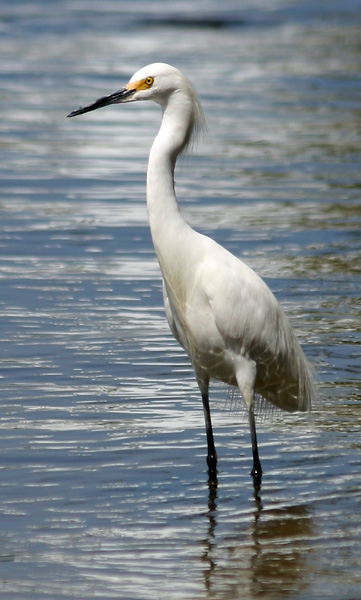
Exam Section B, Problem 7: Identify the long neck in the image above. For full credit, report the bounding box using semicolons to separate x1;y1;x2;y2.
146;91;195;251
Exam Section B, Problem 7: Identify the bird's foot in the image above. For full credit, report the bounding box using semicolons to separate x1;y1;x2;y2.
250;465;262;488
207;454;218;486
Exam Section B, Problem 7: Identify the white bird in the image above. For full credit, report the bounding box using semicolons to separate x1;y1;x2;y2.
68;63;314;485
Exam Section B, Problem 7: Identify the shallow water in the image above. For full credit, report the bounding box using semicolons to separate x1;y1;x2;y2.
1;1;360;598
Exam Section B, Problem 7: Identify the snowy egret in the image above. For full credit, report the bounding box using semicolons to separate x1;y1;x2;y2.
68;63;314;485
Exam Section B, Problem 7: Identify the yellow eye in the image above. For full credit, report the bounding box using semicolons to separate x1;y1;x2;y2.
145;77;154;87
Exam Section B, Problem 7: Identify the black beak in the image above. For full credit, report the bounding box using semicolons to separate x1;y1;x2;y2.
67;87;136;118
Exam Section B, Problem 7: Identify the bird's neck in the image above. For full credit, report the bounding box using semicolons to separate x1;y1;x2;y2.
146;92;194;248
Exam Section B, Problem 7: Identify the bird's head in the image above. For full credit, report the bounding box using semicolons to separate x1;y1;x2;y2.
67;62;205;152
67;63;191;117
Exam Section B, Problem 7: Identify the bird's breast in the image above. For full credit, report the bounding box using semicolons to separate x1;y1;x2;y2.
163;275;239;386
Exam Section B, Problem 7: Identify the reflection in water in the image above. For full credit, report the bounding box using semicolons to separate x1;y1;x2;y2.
1;0;361;598
202;484;218;590
202;484;313;599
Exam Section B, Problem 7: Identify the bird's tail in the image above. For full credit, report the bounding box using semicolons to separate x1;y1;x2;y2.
268;341;315;413
255;315;316;414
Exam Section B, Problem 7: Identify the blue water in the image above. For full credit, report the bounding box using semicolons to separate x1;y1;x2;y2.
1;1;360;598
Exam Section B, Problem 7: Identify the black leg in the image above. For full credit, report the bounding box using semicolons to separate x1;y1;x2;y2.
249;406;262;485
202;392;217;483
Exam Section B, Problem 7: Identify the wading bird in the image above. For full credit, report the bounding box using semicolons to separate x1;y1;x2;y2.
68;63;314;485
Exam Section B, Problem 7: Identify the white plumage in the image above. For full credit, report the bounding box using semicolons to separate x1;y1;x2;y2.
68;62;314;485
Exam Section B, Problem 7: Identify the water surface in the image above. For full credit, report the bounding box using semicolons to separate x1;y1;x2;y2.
0;1;360;598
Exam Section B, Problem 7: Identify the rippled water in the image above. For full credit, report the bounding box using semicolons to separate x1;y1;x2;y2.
1;1;360;598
